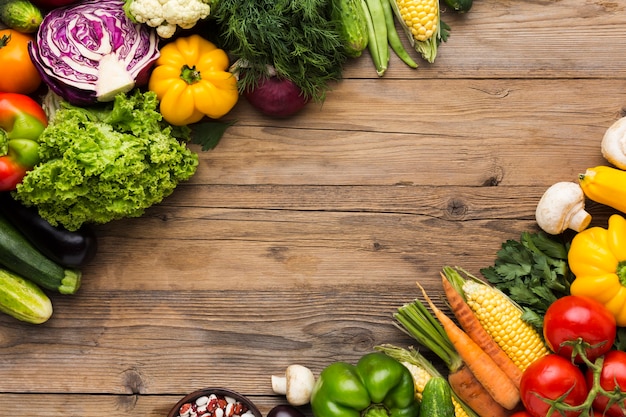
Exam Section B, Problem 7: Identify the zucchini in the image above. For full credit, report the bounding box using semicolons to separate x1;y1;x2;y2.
420;376;454;417
331;0;369;58
0;212;81;294
0;267;52;324
0;192;98;268
442;0;472;13
0;0;42;33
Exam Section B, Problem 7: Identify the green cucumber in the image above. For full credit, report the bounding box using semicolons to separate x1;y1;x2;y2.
331;0;369;58
0;212;81;294
420;376;454;417
0;268;52;324
442;0;473;13
0;0;42;33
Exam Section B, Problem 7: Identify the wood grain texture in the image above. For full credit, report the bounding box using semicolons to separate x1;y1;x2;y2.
3;0;625;415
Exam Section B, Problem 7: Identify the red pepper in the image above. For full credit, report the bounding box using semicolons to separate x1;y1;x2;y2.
0;93;47;191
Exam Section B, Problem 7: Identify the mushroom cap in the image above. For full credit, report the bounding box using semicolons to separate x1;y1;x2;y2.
601;117;626;170
272;364;315;406
284;364;315;406
535;181;591;235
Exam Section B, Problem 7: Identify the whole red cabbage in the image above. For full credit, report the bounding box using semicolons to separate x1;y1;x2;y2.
28;0;160;106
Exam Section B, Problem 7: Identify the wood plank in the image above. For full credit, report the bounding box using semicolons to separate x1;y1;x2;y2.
0;291;420;393
4;0;625;415
344;0;626;79
0;394;284;417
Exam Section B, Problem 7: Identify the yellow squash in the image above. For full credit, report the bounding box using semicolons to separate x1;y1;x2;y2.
578;165;626;214
569;214;626;326
148;34;239;126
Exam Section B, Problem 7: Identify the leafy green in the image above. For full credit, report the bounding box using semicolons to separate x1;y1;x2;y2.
213;0;347;101
190;120;236;151
480;231;573;331
14;90;198;231
615;327;626;351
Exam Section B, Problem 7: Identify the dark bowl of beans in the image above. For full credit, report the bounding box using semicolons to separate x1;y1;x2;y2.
167;388;263;417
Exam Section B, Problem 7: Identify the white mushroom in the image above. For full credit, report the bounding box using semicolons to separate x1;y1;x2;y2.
535;181;592;235
602;117;626;169
271;364;315;406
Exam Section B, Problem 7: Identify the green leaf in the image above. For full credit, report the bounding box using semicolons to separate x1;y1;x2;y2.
614;327;626;351
481;231;574;331
0;129;7;155
520;308;544;332
531;232;569;260
189;120;236;151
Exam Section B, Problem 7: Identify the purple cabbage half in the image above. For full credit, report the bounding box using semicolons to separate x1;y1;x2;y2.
28;0;160;106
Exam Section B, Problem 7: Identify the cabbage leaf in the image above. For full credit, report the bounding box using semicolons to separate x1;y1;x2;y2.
14;90;198;231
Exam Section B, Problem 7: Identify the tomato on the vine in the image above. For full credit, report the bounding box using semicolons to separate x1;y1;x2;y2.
0;29;42;94
587;350;626;417
543;295;616;363
520;354;588;417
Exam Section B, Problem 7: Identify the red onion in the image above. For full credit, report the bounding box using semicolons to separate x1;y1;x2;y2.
244;75;310;118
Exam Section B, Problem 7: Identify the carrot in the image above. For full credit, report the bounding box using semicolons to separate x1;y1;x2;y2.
394;293;517;417
447;365;511;417
440;271;523;388
418;282;520;410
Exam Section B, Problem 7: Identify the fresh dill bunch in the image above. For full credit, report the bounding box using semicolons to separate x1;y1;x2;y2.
212;0;347;101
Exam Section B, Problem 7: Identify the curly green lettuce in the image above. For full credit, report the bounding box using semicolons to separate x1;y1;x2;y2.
14;90;198;231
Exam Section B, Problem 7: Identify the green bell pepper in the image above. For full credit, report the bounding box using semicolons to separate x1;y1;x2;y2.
0;92;47;191
311;352;420;417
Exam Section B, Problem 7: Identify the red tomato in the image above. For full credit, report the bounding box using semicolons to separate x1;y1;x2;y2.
520;354;588;417
587;350;626;417
543;295;616;363
510;412;533;417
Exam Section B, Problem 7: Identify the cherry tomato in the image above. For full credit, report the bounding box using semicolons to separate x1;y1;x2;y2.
510;412;533;417
543;295;616;363
520;354;588;417
587;350;626;417
0;30;42;94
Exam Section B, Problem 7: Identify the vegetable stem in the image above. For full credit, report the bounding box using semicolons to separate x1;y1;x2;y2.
394;298;461;371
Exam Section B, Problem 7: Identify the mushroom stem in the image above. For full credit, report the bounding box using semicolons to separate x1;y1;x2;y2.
271;374;287;395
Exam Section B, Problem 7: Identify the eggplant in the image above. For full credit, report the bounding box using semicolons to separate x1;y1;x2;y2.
0;192;97;268
267;405;306;417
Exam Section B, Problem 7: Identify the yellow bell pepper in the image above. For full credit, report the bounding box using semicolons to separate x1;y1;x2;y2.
148;34;239;126
568;214;626;326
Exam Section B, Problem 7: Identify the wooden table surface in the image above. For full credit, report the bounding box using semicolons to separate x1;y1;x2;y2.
3;0;626;415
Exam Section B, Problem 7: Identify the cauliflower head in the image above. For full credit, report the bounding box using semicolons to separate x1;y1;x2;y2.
125;0;212;38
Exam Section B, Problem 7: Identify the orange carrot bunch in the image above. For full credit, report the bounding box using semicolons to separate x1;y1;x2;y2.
393;266;550;417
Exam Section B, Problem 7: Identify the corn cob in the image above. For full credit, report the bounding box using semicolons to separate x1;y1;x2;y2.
388;0;449;63
446;267;550;371
376;344;477;417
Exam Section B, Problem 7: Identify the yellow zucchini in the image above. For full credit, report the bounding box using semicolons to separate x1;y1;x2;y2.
579;166;626;214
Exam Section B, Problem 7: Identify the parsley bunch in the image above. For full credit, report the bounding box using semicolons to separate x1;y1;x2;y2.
480;232;573;331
